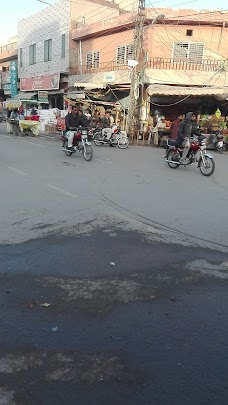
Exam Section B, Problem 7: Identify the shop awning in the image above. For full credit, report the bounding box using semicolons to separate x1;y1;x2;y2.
13;92;37;100
147;85;228;98
67;91;86;99
74;82;106;90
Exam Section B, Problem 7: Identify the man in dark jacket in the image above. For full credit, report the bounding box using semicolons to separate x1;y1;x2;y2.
65;106;80;150
101;111;112;141
175;112;201;163
78;109;89;127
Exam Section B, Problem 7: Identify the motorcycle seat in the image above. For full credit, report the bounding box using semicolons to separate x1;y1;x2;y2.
167;139;176;146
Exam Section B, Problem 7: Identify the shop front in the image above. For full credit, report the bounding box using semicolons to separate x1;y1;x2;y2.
147;84;228;147
20;73;63;108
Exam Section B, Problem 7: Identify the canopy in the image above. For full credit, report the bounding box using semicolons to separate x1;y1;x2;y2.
74;82;106;90
14;92;38;100
147;85;228;99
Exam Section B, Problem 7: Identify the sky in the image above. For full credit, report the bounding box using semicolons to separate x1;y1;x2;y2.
0;0;227;44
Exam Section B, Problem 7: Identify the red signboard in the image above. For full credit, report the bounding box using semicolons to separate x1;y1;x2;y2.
20;73;60;91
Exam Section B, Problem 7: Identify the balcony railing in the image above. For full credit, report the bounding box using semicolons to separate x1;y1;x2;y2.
147;57;222;72
0;42;17;55
71;57;223;75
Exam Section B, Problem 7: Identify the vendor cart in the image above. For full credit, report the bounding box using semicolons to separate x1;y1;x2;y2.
4;98;41;136
19;120;40;136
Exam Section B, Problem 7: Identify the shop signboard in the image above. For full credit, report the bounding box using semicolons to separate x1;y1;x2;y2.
103;72;116;83
21;73;60;91
38;91;48;103
3;84;11;91
2;71;11;85
10;61;18;97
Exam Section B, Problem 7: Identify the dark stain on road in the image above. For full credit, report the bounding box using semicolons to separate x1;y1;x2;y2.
0;228;228;404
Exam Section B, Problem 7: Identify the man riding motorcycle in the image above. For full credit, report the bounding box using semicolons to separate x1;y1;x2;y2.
175;112;201;164
65;106;87;150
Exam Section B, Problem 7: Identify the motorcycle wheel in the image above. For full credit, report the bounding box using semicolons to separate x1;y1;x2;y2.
63;139;72;156
199;156;215;176
118;137;129;149
94;133;103;146
167;149;180;169
83;144;93;161
218;146;223;154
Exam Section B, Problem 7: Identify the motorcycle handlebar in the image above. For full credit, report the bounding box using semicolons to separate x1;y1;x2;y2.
68;127;89;131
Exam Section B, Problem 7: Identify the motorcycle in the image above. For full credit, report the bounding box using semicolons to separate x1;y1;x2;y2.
88;125;102;141
93;125;129;149
213;131;224;153
62;128;93;161
165;136;215;176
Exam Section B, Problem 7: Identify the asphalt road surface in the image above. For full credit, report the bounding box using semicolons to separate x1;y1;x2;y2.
0;126;228;405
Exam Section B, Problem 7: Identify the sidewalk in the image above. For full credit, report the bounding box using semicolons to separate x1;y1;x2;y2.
0;122;62;141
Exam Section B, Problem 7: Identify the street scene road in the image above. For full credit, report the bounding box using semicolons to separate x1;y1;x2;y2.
1;127;228;404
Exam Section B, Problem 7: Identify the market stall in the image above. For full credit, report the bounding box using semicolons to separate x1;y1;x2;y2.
198;109;228;149
19;120;40;136
63;96;126;129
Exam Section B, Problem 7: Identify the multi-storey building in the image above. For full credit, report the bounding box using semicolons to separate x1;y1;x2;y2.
70;7;228;117
17;0;137;108
0;37;18;99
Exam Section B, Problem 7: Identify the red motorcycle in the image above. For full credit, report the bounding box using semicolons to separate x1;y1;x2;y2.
165;136;215;176
62;127;93;161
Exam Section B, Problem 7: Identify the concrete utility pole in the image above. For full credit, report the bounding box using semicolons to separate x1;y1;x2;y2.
127;7;165;140
127;0;146;140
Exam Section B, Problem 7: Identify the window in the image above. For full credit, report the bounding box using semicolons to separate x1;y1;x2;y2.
116;44;134;65
44;39;52;62
19;48;23;67
29;44;36;65
186;29;193;37
173;42;204;63
86;51;100;69
61;34;66;59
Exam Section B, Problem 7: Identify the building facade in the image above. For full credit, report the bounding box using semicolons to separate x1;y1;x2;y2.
70;7;228;117
18;1;70;108
17;0;137;108
0;37;18;99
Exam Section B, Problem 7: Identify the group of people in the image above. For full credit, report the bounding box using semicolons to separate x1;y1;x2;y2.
65;106;115;150
148;114;183;146
149;112;201;163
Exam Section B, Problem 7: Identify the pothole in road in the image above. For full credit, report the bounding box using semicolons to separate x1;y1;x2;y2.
185;259;228;279
0;351;143;402
0;354;46;374
0;388;15;405
42;277;157;312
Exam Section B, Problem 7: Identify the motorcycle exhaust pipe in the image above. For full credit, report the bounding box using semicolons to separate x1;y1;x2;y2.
165;159;181;165
62;148;75;152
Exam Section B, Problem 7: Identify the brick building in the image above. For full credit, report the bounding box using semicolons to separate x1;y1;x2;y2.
70;7;228;117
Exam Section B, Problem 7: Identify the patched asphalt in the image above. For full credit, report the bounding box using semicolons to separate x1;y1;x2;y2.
1;228;228;404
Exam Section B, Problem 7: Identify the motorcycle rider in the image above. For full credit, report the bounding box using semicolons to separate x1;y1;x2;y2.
78;108;89;127
65;106;80;150
175;112;201;164
101;111;113;142
10;108;20;136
